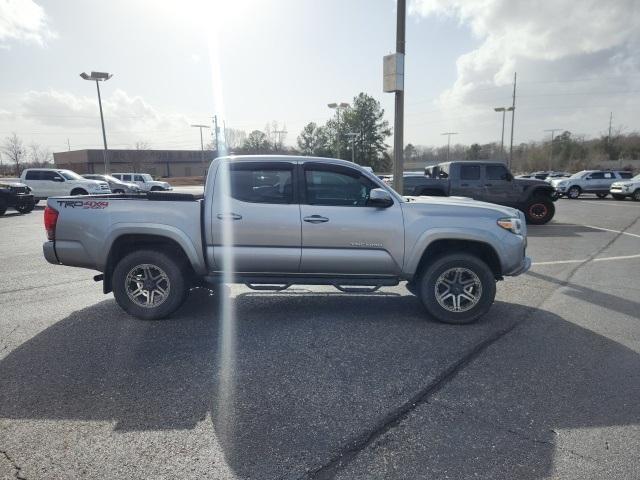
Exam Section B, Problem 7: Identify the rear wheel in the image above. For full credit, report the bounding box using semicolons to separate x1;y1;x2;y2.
596;193;608;199
633;190;640;202
112;249;188;320
418;253;496;324
524;197;555;225
567;186;581;199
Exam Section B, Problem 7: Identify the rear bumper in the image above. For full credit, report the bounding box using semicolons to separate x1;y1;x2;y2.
43;241;59;264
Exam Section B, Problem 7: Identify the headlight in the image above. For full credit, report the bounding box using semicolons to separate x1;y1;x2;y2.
497;217;523;235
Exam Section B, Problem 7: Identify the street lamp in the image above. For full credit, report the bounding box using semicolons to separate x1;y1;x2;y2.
494;106;514;161
328;102;350;158
345;132;358;163
80;71;113;173
191;124;211;175
544;129;562;170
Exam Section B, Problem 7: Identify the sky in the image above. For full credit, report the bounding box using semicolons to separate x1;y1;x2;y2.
1;0;639;156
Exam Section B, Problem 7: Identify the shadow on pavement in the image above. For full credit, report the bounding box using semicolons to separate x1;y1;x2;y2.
0;290;638;479
527;223;613;238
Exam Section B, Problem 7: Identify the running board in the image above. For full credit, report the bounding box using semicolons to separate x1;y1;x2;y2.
203;274;399;288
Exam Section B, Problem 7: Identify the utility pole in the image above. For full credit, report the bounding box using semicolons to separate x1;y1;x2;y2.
544;128;562;170
494;106;514;162
393;0;406;193
80;71;113;173
213;115;220;155
607;112;613;159
346;132;358;163
508;72;517;170
328;102;350;158
67;138;71;151
441;132;458;162
272;129;287;152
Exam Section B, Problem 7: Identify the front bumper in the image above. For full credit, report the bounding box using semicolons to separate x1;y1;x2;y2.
506;255;531;276
8;193;34;208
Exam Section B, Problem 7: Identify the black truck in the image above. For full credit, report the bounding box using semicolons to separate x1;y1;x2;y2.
403;161;556;224
0;180;36;216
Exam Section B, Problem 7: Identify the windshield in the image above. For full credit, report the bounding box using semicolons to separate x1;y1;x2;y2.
569;171;589;179
142;174;154;182
59;170;83;180
633;174;640;181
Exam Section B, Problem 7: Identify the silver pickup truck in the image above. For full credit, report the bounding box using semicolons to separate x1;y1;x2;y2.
43;155;530;324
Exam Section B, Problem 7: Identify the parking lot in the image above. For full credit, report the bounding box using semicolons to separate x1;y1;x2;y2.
1;196;639;479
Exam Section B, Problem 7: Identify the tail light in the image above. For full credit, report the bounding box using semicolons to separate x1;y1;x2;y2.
44;206;59;241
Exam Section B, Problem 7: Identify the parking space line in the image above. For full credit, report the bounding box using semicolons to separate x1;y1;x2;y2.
575;200;640;208
583;225;640;239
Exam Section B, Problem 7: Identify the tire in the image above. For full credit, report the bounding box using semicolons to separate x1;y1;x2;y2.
112;249;188;320
567;186;581;199
417;253;496;325
612;194;626;200
405;281;418;296
0;198;7;216
70;188;88;196
633;190;640;202
15;200;35;214
150;186;163;192
596;193;608;199
524;197;555;225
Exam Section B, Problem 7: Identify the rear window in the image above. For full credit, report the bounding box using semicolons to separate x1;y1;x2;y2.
229;167;294;204
460;165;481;180
619;172;633;179
486;165;509;180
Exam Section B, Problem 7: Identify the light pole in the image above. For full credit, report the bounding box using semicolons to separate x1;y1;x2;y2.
328;102;350;158
345;132;358;163
80;71;112;173
191;124;211;175
544;129;562;170
441;132;458;162
494;106;514;161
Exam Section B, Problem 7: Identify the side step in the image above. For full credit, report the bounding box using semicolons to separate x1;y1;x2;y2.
204;275;399;293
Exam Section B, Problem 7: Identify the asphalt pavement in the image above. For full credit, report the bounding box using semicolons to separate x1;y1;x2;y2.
1;195;639;479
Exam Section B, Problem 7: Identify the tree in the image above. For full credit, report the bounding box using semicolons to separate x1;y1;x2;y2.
466;143;482;160
28;143;52;166
1;133;25;176
404;143;417;162
333;93;391;170
297;122;332;157
242;130;271;154
224;128;247;151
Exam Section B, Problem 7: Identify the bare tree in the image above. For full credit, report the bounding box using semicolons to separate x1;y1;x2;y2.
28;143;52;166
1;133;26;176
133;141;151;173
224;128;247;151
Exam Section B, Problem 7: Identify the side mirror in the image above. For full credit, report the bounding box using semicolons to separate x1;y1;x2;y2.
505;172;514;181
52;176;64;182
368;188;393;208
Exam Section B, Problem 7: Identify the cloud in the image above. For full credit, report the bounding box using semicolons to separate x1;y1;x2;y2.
20;89;191;131
409;0;640;141
0;0;55;46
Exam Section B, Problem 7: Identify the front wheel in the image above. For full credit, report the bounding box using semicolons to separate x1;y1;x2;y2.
418;253;496;324
15;201;35;214
596;193;608;199
524;198;555;225
112;249;188;320
567;186;581;199
633;190;640;202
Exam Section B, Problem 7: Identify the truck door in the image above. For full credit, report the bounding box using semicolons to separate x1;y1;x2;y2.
299;162;404;276
211;161;301;273
450;164;483;199
483;164;518;206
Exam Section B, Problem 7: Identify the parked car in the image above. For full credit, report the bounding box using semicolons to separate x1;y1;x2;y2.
0;180;35;215
21;168;111;201
111;173;172;191
609;173;640;201
544;172;571;182
550;170;634;199
82;174;142;194
42;155;530;325
412;161;556;224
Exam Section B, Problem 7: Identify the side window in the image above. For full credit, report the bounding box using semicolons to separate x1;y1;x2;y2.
134;175;145;182
43;171;62;181
604;172;613;179
112;174;122;180
619;172;633;179
123;175;132;181
589;172;604;179
25;170;41;180
460;165;481;180
486;165;509;180
229;167;293;204
305;167;375;206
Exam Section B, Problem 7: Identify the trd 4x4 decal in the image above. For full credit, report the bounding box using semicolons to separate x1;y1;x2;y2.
57;200;109;209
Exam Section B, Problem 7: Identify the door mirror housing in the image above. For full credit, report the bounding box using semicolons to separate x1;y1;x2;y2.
505;172;514;181
52;176;64;182
368;188;393;208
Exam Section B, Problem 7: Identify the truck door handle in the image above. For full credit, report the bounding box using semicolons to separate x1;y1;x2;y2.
217;213;242;220
303;215;329;223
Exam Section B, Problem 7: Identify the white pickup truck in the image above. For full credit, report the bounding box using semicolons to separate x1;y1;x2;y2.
111;173;172;192
21;168;111;201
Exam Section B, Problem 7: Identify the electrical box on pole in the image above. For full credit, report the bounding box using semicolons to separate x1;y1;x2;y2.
383;53;404;93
